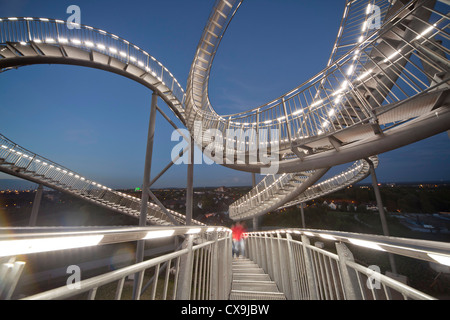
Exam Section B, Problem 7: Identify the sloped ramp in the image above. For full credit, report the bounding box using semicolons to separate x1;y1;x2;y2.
229;258;286;300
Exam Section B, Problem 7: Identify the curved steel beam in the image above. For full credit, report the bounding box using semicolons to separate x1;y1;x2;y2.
185;0;450;173
223;101;450;173
1;0;449;225
230;167;330;221
0;55;187;125
230;157;379;221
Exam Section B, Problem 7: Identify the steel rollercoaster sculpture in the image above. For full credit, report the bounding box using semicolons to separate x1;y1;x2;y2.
0;0;450;302
0;0;449;227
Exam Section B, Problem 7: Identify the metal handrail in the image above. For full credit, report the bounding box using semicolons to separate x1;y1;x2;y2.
0;16;186;105
2;226;449;300
0;226;232;300
245;228;450;300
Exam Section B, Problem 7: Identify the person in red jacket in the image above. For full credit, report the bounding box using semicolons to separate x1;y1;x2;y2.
231;221;247;258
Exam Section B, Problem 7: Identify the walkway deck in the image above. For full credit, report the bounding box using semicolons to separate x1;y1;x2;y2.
229;258;286;300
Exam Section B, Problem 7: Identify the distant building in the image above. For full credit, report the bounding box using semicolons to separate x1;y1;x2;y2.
364;202;387;212
323;201;337;210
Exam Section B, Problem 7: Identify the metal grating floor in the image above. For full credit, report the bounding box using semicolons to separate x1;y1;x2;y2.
229;258;286;300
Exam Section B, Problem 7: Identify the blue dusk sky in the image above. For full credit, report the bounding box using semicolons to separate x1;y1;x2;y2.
0;0;449;189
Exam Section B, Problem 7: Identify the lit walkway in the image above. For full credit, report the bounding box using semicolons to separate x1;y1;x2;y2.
230;258;286;300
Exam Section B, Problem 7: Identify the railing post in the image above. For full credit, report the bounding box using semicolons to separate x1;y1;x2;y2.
250;234;256;263
227;232;233;297
301;235;319;300
222;233;231;299
26;20;31;42
210;232;219;300
186;136;194;226
282;98;293;143
221;233;230;299
244;234;251;261
251;234;259;270
260;233;268;272
335;242;363;300
276;232;290;298
265;233;273;277
176;234;195;300
255;109;260;162
251;173;260;231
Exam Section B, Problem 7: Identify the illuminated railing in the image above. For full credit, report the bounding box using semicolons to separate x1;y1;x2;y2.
326;1;393;72
229;170;319;220
0;16;186;108
0;226;231;300
3;226;448;300
0;2;449;300
229;157;378;220
0;134;204;226
280;157;378;210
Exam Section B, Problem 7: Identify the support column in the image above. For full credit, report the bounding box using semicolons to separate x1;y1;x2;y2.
367;159;397;274
29;184;43;226
186;136;194;226
133;92;158;300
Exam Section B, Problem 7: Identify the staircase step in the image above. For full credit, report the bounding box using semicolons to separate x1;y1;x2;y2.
233;267;266;274
233;273;272;281
232;261;259;267
232;280;279;292
230;258;286;300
